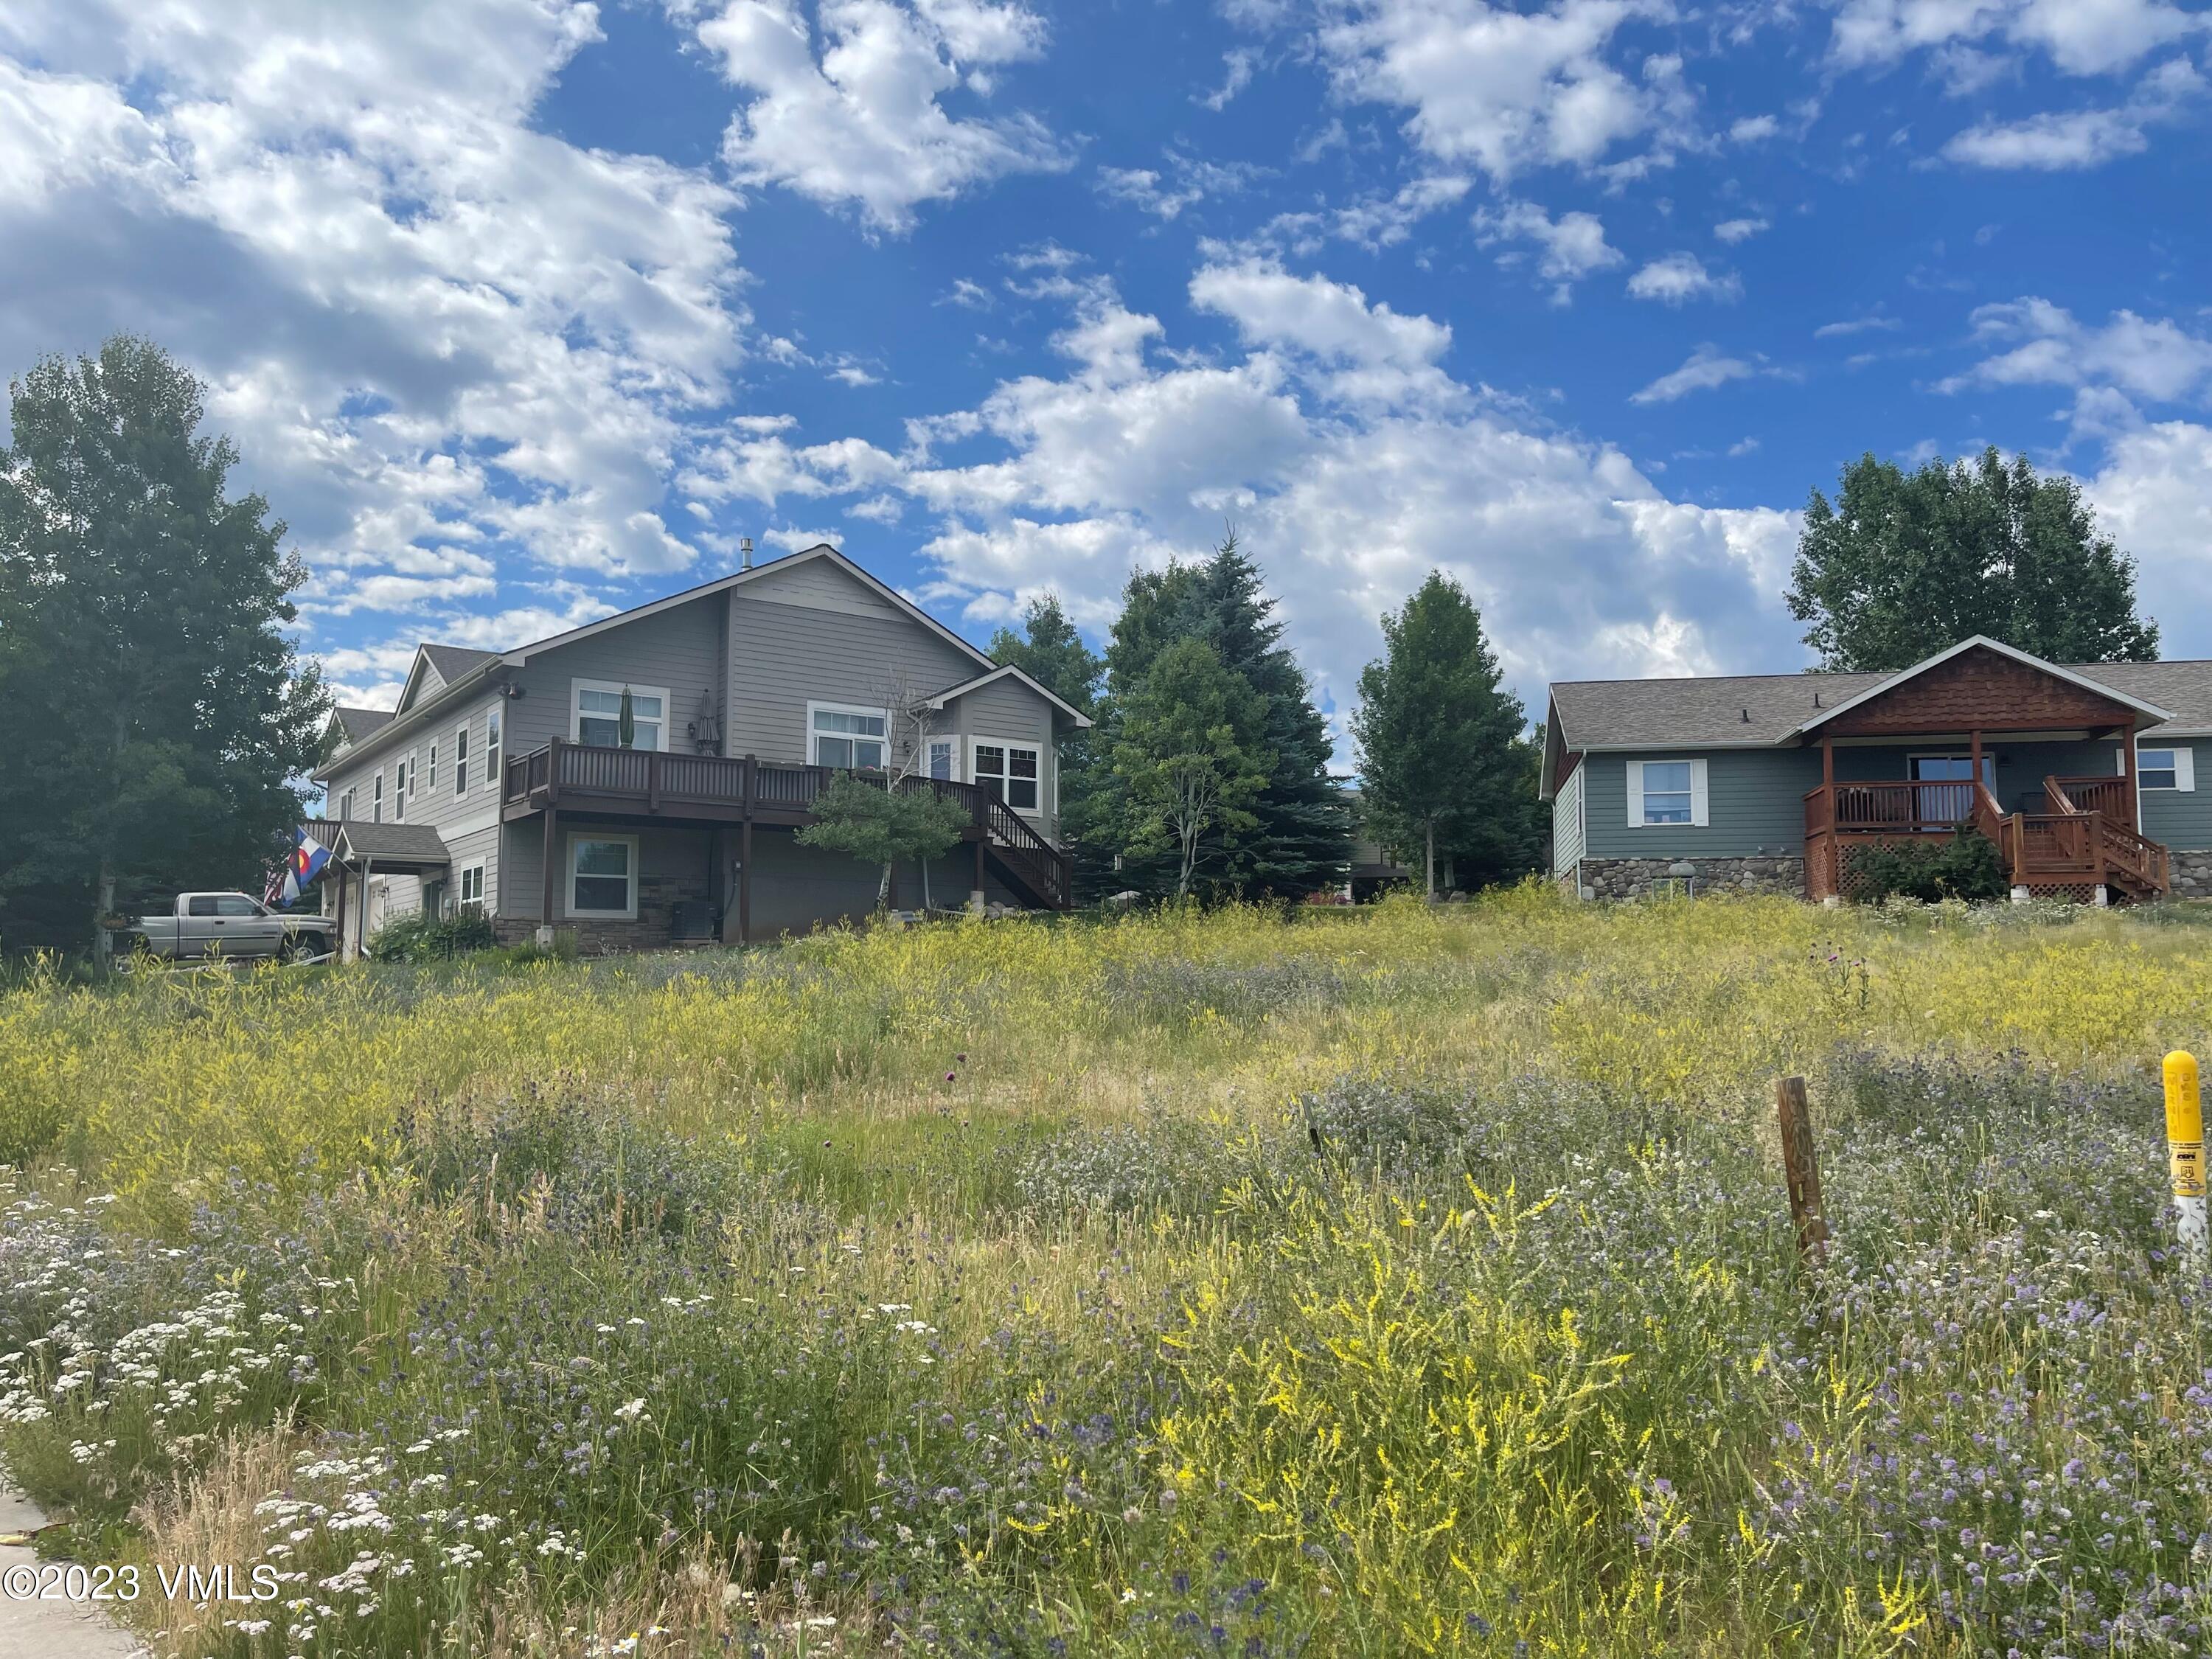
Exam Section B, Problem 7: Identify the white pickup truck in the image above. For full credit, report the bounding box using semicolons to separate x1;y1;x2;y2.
118;893;338;963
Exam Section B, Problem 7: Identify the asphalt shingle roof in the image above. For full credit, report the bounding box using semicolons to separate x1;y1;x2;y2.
1551;658;2212;750
331;821;451;863
333;706;394;743
420;644;498;684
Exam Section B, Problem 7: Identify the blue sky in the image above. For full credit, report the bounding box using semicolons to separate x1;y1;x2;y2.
3;0;2211;751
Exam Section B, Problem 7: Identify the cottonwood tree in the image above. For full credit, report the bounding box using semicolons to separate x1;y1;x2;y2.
1112;636;1271;900
0;336;329;955
1787;448;2159;671
1352;571;1537;898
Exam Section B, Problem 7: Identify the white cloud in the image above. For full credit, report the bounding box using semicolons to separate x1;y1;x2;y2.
1626;251;1744;305
1096;152;1259;220
1937;297;2212;404
679;0;1069;234
720;266;1811;744
1713;215;1769;243
1198;46;1260;111
1941;55;2205;170
1830;0;2209;77
1815;313;1904;338
1315;0;1675;183
1630;343;1773;403
1728;114;1780;142
940;277;995;310
2088;420;2212;653
0;0;759;683
1473;198;1626;299
1332;175;1474;248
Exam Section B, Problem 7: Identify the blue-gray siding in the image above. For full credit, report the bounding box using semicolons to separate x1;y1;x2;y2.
1551;760;1585;874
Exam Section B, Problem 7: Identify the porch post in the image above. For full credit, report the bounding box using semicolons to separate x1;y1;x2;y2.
2122;726;2140;832
1820;737;1833;790
738;754;754;945
539;806;558;946
333;863;349;961
1969;728;1983;795
972;838;987;915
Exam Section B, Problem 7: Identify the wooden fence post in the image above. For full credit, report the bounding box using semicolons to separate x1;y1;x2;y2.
1775;1075;1830;1265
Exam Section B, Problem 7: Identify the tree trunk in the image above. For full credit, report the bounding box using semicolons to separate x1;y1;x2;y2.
1424;819;1436;902
95;855;116;964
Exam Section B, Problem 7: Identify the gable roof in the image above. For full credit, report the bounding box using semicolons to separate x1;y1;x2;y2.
1543;640;2212;799
313;545;1023;781
926;662;1094;729
422;643;497;682
331;706;394;745
1790;635;2174;737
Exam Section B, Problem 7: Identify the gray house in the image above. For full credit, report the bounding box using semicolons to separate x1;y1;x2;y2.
1541;636;2212;903
313;545;1088;956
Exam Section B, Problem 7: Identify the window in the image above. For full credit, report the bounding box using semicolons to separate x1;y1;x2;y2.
458;863;486;911
1909;754;1994;822
926;737;957;781
427;742;438;793
1627;758;1708;827
573;680;667;751
486;705;501;785
372;770;384;822
215;895;263;918
2134;747;2194;792
394;756;410;821
454;723;469;798
186;895;220;917
338;789;354;821
809;702;888;769
567;835;637;917
973;740;1043;813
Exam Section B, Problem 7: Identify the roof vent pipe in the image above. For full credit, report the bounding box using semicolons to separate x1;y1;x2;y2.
1741;707;1751;722
739;536;754;571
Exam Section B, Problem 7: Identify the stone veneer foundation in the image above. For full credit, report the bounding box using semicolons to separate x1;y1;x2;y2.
2169;850;2212;901
1570;855;1807;901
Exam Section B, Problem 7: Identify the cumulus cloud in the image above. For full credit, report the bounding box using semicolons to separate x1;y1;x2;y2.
1713;215;1769;243
1936;297;2212;404
1942;58;2205;168
2088;420;2212;653
714;265;1810;744
1831;0;2209;78
1331;175;1474;248
1096;151;1260;220
1315;0;1678;183
1627;251;1744;305
678;0;1069;233
1473;198;1626;300
0;0;752;673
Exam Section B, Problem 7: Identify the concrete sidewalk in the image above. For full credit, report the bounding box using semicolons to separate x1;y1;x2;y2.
0;1488;147;1658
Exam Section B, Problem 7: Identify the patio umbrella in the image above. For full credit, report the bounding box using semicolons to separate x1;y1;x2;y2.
619;685;636;749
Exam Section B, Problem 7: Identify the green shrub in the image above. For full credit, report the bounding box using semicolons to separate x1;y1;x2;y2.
1845;827;2007;903
366;907;498;962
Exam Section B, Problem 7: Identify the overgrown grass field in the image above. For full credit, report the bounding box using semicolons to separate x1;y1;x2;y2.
2;892;2209;1656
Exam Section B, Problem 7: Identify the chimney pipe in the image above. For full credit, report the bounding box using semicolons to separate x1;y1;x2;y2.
739;535;754;571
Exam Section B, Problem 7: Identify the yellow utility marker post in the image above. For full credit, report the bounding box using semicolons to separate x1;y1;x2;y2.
2166;1051;2207;1268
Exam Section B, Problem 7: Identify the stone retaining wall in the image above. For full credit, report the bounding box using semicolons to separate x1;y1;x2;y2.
1573;855;1806;901
491;870;712;953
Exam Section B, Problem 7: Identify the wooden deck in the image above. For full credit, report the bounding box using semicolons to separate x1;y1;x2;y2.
501;738;1071;914
1804;777;2169;902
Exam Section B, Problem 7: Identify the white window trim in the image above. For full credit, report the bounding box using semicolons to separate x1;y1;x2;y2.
571;678;671;752
2122;742;2194;792
1627;757;1708;828
457;861;487;910
970;736;1046;817
1907;750;1995;786
338;789;354;821
564;832;639;919
454;721;470;799
372;770;383;822
807;700;892;768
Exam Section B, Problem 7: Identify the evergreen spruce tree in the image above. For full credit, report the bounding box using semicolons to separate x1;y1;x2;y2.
1094;533;1350;898
989;594;1114;897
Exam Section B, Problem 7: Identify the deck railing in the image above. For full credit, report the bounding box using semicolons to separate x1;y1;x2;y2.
501;739;1070;908
1804;776;2166;900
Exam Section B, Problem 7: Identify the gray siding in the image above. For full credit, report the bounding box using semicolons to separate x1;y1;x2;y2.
506;595;726;757
1584;748;1823;859
501;821;717;924
724;590;979;762
2135;741;2209;850
940;675;1060;841
324;690;503;836
443;823;501;917
1552;760;1585;874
